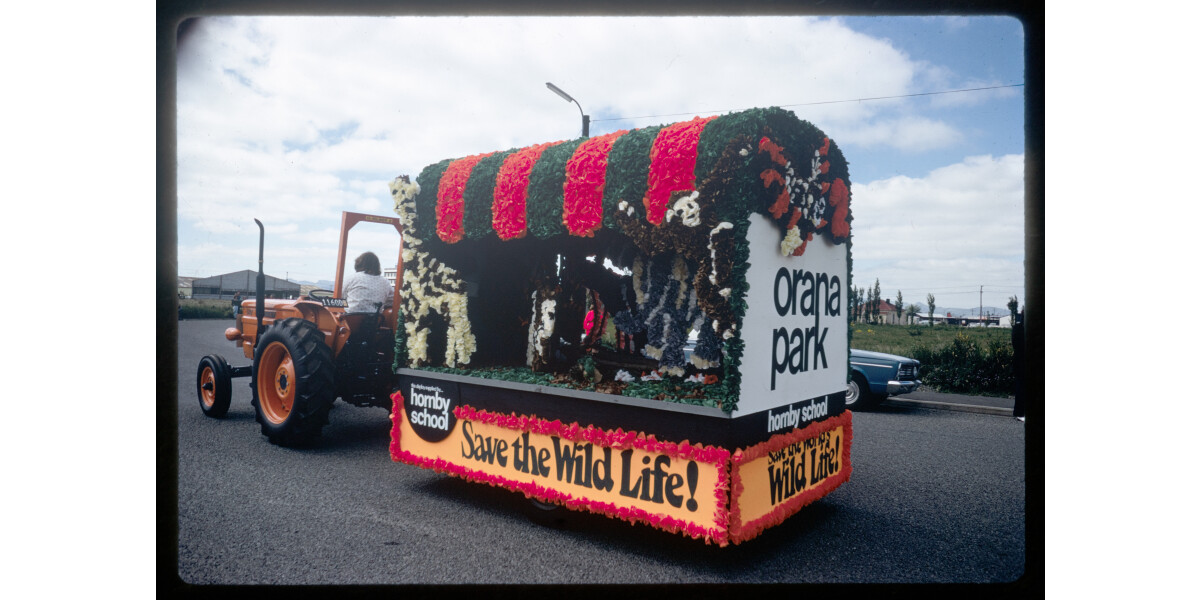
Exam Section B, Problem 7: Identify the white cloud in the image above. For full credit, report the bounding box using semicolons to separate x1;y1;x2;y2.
839;116;963;151
849;154;1025;307
175;15;1021;295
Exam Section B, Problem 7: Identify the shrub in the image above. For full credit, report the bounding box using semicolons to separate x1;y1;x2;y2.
911;332;1014;396
178;304;234;319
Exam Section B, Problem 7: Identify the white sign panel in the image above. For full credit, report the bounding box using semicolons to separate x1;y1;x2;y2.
733;213;849;416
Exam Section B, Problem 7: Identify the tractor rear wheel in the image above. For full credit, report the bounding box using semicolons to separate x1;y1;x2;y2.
197;354;232;418
251;318;337;446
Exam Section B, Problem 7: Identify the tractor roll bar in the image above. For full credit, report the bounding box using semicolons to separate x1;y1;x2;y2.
332;212;405;326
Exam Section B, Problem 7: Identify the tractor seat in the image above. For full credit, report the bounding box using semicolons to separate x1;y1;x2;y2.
341;312;381;334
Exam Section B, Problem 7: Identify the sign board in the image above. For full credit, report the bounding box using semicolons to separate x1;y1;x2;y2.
734;213;849;416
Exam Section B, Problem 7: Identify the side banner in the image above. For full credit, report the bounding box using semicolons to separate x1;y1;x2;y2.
728;411;853;545
390;387;733;545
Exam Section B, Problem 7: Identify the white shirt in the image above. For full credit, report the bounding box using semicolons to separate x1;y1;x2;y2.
343;272;394;313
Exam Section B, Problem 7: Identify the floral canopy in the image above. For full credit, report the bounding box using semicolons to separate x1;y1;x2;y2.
410;106;850;254
394;107;853;413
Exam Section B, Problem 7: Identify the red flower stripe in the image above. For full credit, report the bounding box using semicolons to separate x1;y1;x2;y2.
436;152;494;243
643;116;718;225
562;130;628;237
493;141;561;240
829;178;850;239
727;411;854;544
389;391;405;459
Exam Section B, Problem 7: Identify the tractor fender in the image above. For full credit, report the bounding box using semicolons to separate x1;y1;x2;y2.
291;301;352;353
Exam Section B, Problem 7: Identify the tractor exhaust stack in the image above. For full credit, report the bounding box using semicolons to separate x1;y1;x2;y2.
254;218;266;338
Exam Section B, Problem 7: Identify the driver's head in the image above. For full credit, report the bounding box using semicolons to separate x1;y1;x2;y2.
354;252;381;275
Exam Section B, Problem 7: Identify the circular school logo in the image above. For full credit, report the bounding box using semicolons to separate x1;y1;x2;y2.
404;382;459;443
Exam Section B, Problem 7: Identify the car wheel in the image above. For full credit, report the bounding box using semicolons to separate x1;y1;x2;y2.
846;372;881;410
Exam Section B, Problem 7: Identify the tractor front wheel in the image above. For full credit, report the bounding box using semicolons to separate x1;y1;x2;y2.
251;318;337;446
197;354;232;418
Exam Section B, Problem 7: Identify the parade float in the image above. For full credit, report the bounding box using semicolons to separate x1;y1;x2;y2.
387;107;854;546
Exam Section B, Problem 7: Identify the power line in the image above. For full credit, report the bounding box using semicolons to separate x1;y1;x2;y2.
904;286;1024;294
592;84;1024;123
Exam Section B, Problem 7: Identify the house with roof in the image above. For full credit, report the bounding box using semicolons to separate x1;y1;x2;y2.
860;298;904;325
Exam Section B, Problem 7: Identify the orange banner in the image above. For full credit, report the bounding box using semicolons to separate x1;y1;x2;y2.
391;397;732;544
728;411;853;544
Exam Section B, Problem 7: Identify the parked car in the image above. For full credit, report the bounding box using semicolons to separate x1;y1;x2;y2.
846;348;921;410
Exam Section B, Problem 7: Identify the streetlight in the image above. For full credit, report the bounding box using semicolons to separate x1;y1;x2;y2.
546;81;590;138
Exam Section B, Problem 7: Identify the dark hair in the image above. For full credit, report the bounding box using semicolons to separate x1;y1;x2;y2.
354;251;381;276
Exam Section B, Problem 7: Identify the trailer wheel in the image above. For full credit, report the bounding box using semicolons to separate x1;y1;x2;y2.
251;318;337;446
845;372;880;411
197;354;233;418
525;496;569;528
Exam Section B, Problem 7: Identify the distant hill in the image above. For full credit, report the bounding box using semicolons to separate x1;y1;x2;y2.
296;280;336;290
909;305;1011;318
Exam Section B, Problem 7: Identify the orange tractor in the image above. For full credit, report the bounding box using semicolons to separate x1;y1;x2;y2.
196;211;403;446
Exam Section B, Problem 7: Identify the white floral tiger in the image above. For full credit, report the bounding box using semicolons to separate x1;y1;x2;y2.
389;175;476;368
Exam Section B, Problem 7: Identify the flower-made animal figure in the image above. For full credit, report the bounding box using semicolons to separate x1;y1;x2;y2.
390;174;475;368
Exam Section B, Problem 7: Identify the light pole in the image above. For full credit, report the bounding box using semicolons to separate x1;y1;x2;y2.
546;81;590;138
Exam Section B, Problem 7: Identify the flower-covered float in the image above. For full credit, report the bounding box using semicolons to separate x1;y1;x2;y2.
388;107;854;546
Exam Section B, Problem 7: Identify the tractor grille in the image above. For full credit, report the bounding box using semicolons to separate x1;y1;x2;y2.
898;363;918;380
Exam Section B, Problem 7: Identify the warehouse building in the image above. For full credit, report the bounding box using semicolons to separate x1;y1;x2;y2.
189;270;302;300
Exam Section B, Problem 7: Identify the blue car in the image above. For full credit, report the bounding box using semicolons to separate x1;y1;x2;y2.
846;348;921;410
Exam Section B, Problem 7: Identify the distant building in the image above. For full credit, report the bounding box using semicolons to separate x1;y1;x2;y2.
861;299;903;325
190;270;301;300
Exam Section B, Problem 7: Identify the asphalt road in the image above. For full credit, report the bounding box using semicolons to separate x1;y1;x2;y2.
171;319;1028;587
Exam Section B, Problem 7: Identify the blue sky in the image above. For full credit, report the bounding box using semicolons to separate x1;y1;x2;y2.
175;15;1027;312
839;16;1026;181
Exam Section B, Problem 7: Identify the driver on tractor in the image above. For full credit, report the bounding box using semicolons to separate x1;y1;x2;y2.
342;251;393;314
